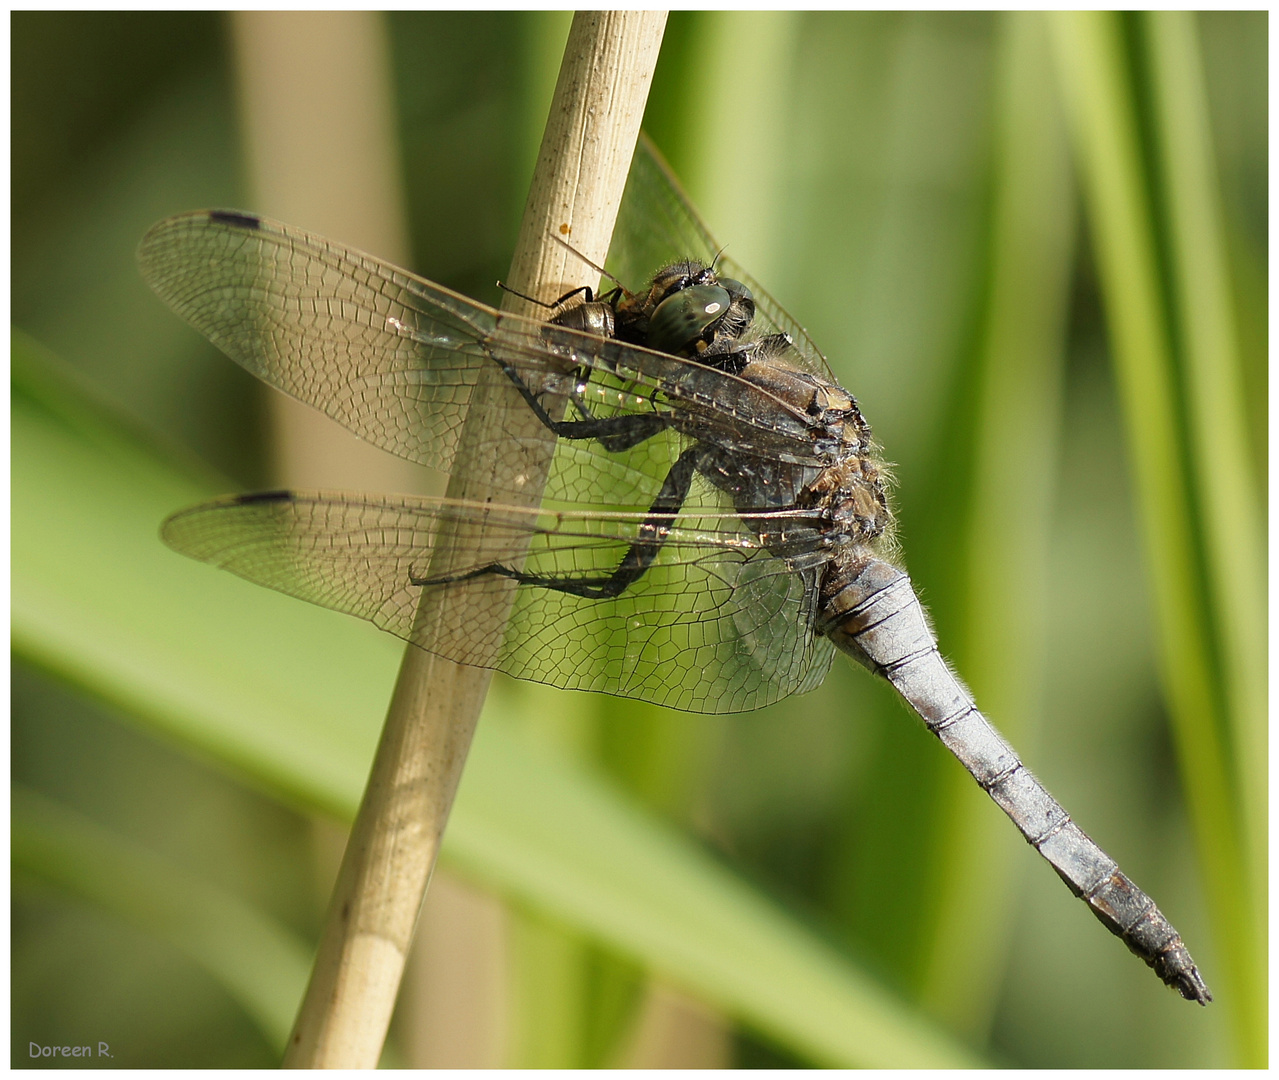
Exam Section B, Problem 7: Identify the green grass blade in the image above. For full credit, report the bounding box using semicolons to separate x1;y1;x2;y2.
918;10;1075;1037
1047;12;1262;1063
452;710;986;1069
13;786;313;1052
673;10;801;281
1143;8;1267;962
11;330;982;1068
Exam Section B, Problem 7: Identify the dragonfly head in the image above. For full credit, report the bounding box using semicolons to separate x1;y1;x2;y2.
646;264;757;361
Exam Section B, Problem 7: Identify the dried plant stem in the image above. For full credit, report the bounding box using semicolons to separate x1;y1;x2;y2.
230;11;420;498
281;12;667;1068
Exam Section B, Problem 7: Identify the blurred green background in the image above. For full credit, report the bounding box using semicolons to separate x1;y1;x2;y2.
12;11;1265;1068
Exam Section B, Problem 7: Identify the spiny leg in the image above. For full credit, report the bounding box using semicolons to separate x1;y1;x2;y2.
413;444;710;599
485;347;671;452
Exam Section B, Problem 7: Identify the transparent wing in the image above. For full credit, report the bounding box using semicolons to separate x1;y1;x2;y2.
163;491;836;714
137;209;830;511
608;135;835;379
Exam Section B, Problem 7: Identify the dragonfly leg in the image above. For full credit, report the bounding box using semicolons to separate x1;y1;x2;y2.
488;351;670;451
555;411;670;452
698;331;793;373
413;445;709;599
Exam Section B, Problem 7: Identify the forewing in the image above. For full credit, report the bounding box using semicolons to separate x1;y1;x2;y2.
610;136;834;379
162;491;834;713
139;210;828;510
138;210;498;472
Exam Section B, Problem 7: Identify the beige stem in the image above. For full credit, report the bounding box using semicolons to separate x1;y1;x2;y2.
229;11;421;498
282;12;668;1068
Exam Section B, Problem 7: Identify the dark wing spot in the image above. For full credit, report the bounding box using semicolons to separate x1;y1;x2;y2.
209;209;262;230
233;489;294;505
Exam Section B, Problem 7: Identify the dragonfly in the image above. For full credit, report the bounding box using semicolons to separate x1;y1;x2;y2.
138;136;1210;1004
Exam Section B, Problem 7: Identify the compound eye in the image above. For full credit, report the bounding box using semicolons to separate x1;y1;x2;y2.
647;284;732;355
717;277;753;303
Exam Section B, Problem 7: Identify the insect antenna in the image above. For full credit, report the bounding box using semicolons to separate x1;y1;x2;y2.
551;233;627;291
